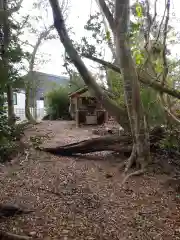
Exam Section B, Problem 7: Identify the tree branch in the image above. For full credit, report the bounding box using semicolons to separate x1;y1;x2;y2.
29;24;54;72
161;0;170;85
82;54;180;100
155;0;167;42
97;0;115;31
9;0;23;15
96;1;116;59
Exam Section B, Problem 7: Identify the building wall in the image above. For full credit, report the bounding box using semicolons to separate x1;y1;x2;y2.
12;91;46;121
14;91;25;109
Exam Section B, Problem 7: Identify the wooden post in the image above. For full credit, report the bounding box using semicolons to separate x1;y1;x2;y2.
75;96;79;128
105;111;108;123
76;110;79;128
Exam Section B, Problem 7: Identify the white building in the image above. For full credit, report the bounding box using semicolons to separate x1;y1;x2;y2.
5;71;69;122
13;90;45;121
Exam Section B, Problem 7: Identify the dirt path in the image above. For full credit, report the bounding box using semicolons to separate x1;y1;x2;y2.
0;121;180;240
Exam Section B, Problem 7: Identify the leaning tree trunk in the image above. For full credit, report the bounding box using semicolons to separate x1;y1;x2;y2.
114;0;150;171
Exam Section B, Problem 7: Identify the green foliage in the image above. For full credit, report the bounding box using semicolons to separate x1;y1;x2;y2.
135;3;143;18
46;86;70;120
133;49;144;65
107;69;166;127
140;87;166;126
77;12;107;57
0;2;29;161
160;128;180;152
69;72;85;92
0;101;26;162
105;30;111;41
107;69;125;107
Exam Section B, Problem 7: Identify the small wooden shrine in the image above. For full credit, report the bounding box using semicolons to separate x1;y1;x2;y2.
68;87;108;127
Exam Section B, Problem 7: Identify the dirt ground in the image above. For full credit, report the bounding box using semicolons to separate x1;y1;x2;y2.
0;120;180;240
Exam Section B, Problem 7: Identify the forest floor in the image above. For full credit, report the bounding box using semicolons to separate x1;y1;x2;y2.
0;120;180;240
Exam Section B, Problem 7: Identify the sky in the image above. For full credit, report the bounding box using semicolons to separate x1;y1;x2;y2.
38;0;94;75
20;0;97;77
19;0;180;77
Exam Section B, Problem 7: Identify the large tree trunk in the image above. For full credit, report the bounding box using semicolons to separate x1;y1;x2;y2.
48;0;130;131
6;84;15;125
114;0;150;171
25;82;36;124
1;0;15;125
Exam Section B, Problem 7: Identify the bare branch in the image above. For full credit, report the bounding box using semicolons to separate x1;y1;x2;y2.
144;0;152;43
8;0;23;15
97;0;115;31
19;40;34;48
29;24;54;71
161;0;170;85
152;0;158;23
19;15;30;30
95;2;116;60
155;0;167;42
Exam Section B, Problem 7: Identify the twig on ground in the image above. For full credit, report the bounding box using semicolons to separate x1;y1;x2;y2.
0;231;31;240
24;151;29;162
38;187;62;197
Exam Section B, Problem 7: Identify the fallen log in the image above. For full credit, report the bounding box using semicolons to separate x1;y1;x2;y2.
42;126;165;156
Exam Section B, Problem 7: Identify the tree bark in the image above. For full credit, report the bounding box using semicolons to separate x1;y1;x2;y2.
114;0;150;171
25;82;36;124
6;84;15;125
1;0;15;125
48;0;130;131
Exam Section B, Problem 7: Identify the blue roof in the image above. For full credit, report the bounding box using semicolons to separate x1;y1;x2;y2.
28;71;69;101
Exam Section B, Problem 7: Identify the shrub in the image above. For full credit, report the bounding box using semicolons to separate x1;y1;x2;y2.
45;86;71;120
160;127;180;153
0;95;26;162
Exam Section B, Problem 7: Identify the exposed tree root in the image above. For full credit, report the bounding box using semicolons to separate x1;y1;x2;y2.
120;168;146;187
124;144;136;173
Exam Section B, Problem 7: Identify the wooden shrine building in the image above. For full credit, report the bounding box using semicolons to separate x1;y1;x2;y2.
68;87;108;127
